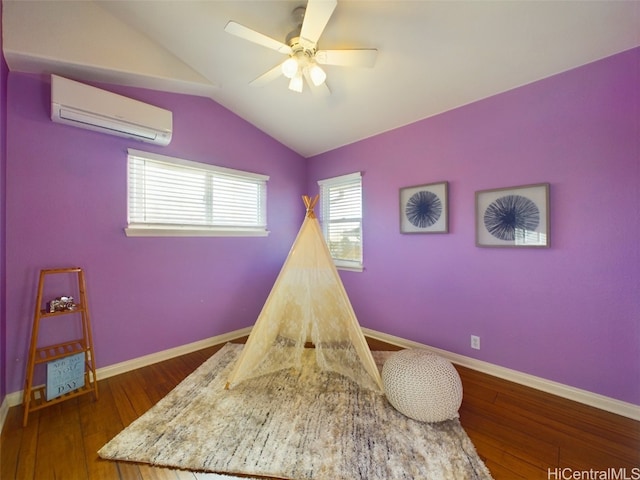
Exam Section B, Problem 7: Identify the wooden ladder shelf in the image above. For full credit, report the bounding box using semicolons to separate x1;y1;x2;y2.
22;267;98;426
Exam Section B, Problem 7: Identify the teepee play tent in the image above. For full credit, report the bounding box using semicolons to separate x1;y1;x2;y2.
226;195;383;393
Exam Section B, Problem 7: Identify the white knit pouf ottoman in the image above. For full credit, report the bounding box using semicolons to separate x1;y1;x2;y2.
382;349;463;423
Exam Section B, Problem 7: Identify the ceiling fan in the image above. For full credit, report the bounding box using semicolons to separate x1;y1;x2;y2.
224;0;377;94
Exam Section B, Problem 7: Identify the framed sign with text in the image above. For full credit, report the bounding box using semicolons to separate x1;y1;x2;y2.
46;352;85;401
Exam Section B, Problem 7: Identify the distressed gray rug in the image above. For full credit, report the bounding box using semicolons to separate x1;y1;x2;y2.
99;344;493;480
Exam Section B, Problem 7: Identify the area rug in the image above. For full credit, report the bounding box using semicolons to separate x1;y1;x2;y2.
99;343;493;480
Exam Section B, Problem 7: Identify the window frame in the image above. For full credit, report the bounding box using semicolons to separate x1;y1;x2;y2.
125;149;269;237
317;172;363;272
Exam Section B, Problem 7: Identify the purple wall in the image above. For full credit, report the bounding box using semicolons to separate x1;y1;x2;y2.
4;73;305;394
1;3;8;403
3;49;638;407
308;47;640;405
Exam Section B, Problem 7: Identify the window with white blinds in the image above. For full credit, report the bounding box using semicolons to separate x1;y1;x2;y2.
126;149;269;237
318;172;363;271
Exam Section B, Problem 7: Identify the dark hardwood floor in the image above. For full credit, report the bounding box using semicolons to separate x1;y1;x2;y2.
2;338;638;479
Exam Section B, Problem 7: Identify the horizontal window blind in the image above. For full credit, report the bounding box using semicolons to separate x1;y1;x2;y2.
127;149;268;236
318;172;362;269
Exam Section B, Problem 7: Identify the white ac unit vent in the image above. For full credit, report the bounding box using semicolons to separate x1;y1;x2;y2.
51;75;173;146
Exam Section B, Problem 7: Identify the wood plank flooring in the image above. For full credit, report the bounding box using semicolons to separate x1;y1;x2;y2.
2;338;638;479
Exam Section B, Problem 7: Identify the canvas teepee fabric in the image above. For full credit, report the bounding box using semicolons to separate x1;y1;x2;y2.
226;195;383;393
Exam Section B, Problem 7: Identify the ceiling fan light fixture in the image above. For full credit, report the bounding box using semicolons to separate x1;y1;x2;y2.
227;1;372;95
282;57;299;79
289;73;304;93
308;63;326;86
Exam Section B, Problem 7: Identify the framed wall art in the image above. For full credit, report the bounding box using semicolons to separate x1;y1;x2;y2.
475;183;550;248
400;181;448;233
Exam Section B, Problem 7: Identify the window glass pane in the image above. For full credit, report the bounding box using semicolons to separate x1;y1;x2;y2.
211;175;265;227
130;160;207;225
318;173;362;268
327;221;361;261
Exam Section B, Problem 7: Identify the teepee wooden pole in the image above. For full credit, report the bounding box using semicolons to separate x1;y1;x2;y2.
303;195;319;218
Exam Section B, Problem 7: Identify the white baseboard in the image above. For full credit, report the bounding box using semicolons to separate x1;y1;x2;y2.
2;327;252;411
362;328;640;421
0;395;9;432
97;327;252;381
2;325;638;431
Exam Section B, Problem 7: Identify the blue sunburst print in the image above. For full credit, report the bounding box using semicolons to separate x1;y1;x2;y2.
405;191;442;228
483;194;540;241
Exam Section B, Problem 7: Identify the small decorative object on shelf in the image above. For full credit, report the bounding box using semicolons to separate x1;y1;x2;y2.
47;296;76;313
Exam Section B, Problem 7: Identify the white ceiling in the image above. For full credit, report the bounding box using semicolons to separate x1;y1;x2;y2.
3;1;639;157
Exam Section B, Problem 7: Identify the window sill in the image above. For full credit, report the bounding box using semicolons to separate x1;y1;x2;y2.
124;226;269;237
335;263;364;273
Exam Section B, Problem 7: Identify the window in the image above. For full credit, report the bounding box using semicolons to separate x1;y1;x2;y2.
318;172;363;271
126;149;268;237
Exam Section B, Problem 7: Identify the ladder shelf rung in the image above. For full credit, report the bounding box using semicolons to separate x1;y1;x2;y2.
39;305;85;317
34;340;87;363
40;267;83;275
27;376;96;412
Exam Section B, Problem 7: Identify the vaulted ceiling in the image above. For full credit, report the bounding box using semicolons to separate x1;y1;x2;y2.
3;1;639;157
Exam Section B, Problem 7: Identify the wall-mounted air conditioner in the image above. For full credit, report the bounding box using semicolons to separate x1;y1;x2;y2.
51;75;173;146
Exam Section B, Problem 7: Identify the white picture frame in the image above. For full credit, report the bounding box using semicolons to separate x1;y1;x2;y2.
400;181;449;234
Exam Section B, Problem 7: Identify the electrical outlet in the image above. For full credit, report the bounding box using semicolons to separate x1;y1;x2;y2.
471;335;480;350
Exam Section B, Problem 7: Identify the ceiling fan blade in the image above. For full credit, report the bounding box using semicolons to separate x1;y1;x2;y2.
299;0;337;46
303;69;331;97
225;21;292;55
315;49;378;68
250;63;285;87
